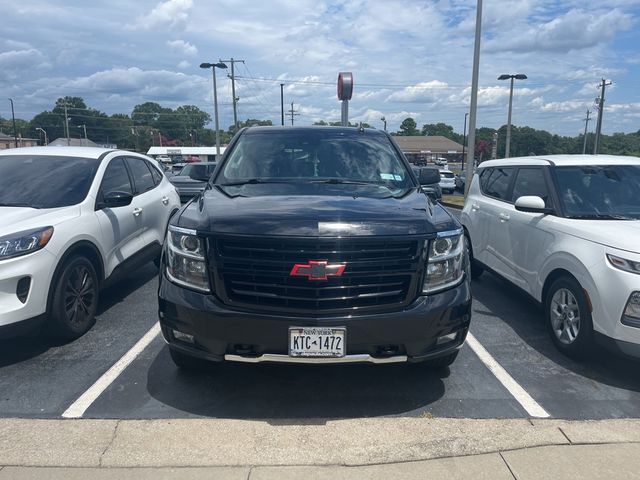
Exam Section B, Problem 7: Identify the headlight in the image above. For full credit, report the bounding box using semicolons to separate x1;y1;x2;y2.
166;226;210;292
607;254;640;275
423;229;465;294
0;227;54;260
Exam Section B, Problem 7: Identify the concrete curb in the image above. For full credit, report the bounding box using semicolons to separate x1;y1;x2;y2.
1;418;640;468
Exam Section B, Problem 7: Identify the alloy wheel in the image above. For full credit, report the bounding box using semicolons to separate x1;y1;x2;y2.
63;265;96;327
550;288;581;345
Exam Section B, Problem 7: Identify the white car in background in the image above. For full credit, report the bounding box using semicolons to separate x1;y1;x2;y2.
439;169;455;194
0;147;180;340
461;155;640;359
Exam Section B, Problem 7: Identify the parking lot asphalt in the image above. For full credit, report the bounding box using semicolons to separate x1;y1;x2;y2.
1;208;639;421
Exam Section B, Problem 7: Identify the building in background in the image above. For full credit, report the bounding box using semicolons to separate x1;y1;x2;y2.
393;136;463;164
0;132;39;150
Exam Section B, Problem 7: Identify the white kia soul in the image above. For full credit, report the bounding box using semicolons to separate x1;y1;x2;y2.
461;155;640;359
0;147;180;339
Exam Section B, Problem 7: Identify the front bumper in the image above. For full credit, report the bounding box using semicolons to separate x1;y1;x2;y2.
158;269;472;364
0;249;57;335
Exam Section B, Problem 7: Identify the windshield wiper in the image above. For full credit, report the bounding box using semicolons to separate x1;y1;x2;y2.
0;202;39;208
310;179;384;186
219;179;296;187
567;213;634;220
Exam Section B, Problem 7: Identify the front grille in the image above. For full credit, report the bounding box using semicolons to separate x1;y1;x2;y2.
209;236;425;315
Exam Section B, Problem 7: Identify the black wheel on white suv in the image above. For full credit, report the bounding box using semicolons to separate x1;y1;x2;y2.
48;256;99;339
464;234;483;279
545;276;594;359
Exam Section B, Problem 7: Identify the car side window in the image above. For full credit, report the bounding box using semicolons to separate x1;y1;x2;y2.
100;158;132;196
482;167;515;201
127;157;156;194
146;160;164;186
511;168;552;207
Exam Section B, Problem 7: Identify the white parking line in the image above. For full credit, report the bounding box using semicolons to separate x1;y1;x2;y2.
62;323;161;419
466;332;550;418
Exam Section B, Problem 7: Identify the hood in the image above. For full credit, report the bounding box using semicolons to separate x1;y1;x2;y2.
169;177;206;186
553;219;640;254
0;205;80;237
176;184;459;237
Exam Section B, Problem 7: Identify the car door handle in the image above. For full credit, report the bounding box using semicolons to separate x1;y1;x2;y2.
162;196;169;206
499;212;510;222
132;207;143;217
471;203;480;211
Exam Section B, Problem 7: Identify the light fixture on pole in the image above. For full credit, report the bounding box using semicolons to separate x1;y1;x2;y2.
200;62;228;157
35;127;48;146
497;73;527;158
381;116;387;131
77;124;87;145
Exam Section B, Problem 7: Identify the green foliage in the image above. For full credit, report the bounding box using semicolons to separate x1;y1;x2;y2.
397;117;419;136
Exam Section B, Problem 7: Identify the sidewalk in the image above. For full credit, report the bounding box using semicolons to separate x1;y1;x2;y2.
1;418;639;479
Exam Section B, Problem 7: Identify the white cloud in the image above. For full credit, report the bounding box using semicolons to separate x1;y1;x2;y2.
177;60;191;69
132;0;193;30
386;81;450;103
485;9;634;53
166;40;198;57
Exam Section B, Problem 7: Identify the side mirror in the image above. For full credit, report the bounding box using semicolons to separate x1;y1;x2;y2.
103;191;133;209
514;196;551;214
418;168;441;185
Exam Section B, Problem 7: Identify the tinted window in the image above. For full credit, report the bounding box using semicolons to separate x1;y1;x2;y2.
219;130;412;189
179;164;217;178
511;168;551;207
0;155;99;208
127;157;156;194
554;165;640;219
440;171;455;179
101;158;132;195
147;160;164;185
482;167;515;201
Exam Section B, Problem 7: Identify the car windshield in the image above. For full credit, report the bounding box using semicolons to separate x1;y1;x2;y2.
0;155;99;209
179;164;216;178
554;165;640;219
217;129;413;190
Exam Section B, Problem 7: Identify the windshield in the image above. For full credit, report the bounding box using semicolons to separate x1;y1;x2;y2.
217;130;413;189
554;165;640;219
0;155;99;209
179;164;216;178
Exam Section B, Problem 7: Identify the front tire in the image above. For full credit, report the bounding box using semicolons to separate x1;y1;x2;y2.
48;256;99;339
465;235;484;279
545;276;594;359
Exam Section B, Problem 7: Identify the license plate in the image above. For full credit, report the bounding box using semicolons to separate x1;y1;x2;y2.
289;327;346;357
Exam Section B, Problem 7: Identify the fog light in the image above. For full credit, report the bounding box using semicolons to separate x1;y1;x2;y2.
173;329;194;343
16;277;31;304
622;292;640;328
436;332;457;345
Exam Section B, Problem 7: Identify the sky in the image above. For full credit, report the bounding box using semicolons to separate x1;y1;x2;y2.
1;0;640;137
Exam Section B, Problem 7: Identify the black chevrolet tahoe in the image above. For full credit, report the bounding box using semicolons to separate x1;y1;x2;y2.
158;126;471;369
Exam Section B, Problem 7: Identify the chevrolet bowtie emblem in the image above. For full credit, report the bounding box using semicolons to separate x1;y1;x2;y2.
289;260;347;281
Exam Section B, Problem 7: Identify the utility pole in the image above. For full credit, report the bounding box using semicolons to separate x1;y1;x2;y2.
464;0;483;197
62;102;71;146
582;109;591;154
219;58;244;132
286;102;299;125
593;78;612;155
461;112;468;171
8;98;18;148
280;83;285;126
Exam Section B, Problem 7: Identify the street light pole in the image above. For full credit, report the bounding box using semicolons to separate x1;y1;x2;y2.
280;83;285;126
461;112;468;171
77;124;87;145
200;62;228;157
465;0;483;197
498;73;527;158
8;98;18;148
381;116;387;131
36;127;48;145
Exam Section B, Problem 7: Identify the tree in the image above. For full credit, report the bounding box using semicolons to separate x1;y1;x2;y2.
421;122;462;144
397;117;419;136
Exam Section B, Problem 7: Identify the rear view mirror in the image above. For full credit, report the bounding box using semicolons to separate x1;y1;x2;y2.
103;191;133;209
418;168;441;185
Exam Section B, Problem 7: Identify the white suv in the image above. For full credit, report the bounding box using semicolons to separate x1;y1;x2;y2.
439;169;455;194
461;155;640;359
0;147;180;339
